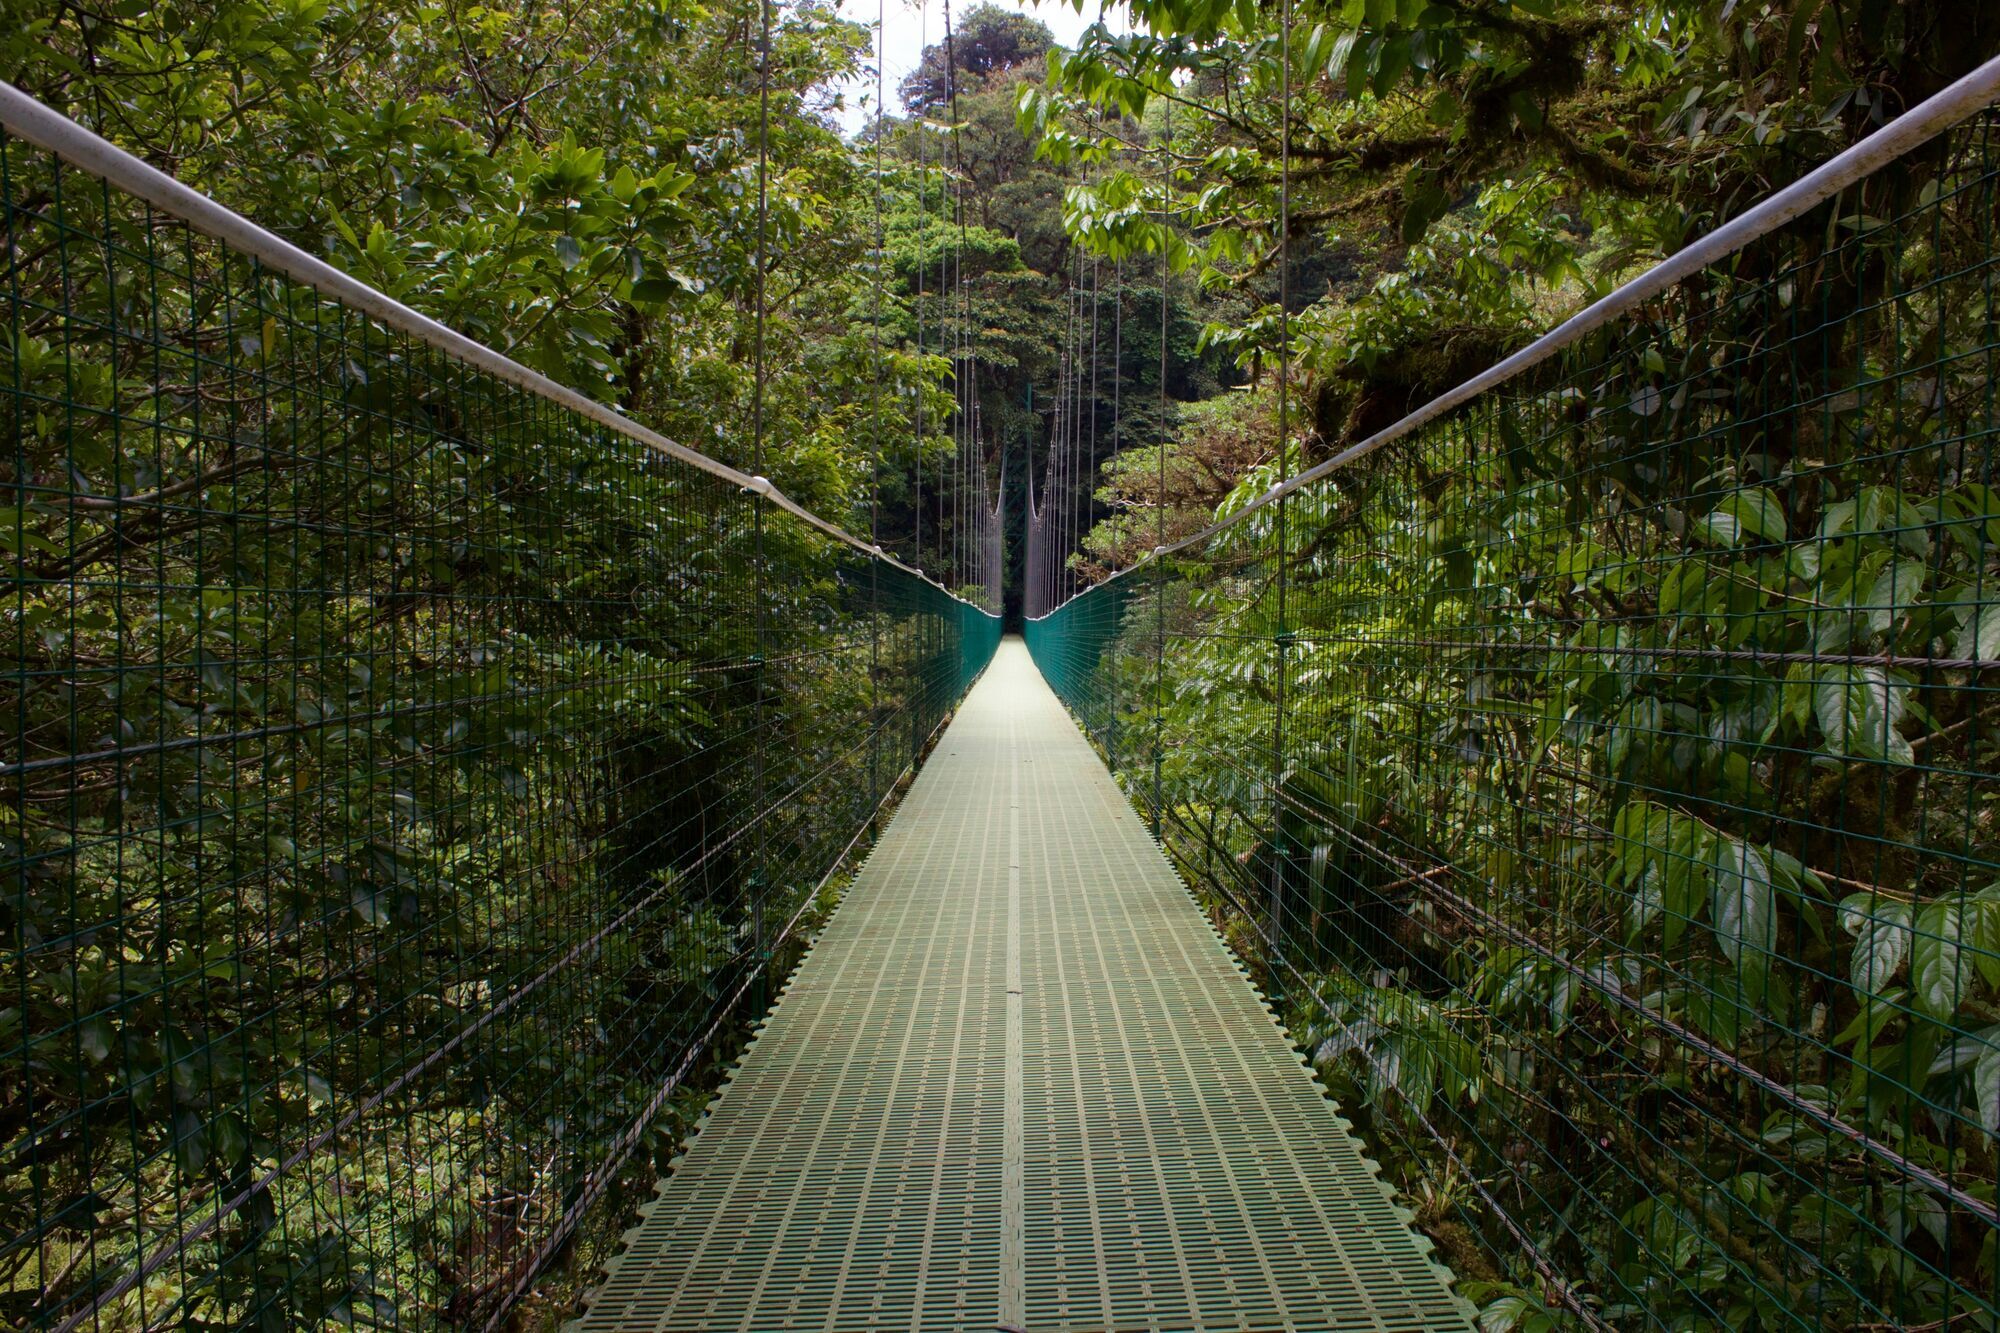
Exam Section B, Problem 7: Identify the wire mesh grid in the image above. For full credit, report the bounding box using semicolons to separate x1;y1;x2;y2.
1028;114;2000;1328
0;123;998;1328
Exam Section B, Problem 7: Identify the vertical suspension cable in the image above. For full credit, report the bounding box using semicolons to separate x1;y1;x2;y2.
1076;241;1092;605
944;0;963;595
1060;249;1074;609
1266;0;1291;996
1152;98;1169;836
1029;400;1041;619
1074;246;1089;604
1111;253;1121;578
1070;251;1081;608
1044;237;1067;621
751;0;773;979
1107;250;1121;760
1041;280;1057;618
1086;250;1100;595
1058;253;1069;618
868;0;885;798
1048;267;1060;617
1060;239;1079;609
936;29;951;591
912;0;926;574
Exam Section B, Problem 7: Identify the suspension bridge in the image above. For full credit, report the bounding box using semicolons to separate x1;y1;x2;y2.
9;28;2000;1333
574;640;1464;1330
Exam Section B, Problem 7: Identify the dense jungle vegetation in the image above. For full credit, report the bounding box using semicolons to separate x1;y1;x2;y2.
1;3;1016;1326
1026;0;2000;1329
7;0;2000;1327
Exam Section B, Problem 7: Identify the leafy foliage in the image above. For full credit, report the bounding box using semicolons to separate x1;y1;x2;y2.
0;2;1010;1327
1030;18;2000;1323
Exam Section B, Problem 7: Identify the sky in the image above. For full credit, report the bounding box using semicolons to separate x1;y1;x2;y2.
828;0;1129;136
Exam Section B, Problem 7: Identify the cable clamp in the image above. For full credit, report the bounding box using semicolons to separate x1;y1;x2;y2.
745;475;773;496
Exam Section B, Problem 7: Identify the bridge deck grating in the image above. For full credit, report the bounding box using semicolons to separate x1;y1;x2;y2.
574;638;1469;1332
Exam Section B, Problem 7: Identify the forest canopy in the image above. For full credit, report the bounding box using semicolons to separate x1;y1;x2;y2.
1019;2;2000;1329
8;0;2000;1328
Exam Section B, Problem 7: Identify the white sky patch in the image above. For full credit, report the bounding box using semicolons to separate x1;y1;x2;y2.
828;0;1130;137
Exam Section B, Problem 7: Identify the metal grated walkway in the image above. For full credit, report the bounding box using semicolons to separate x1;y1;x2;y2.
575;639;1468;1332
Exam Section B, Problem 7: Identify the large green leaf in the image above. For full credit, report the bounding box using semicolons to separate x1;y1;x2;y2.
1977;1042;2000;1134
1839;893;1911;993
1709;835;1775;969
1865;557;1928;637
1954;603;2000;664
1912;902;1967;1020
1814;665;1914;764
1692;488;1787;547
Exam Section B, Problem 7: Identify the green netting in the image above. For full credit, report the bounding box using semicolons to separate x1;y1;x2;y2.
0;124;997;1327
1024;575;1139;773
1029;115;2000;1327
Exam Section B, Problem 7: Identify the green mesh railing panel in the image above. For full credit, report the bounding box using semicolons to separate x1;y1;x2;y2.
1024;575;1140;767
1029;116;2000;1327
0;126;996;1327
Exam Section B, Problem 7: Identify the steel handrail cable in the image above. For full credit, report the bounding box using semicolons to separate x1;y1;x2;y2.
1033;51;2000;597
0;80;987;608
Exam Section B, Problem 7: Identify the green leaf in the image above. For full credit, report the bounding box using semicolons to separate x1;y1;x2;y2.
1814;665;1913;764
1710;835;1775;968
1658;558;1710;617
1865;557;1926;637
1944;482;2000;547
1372;34;1411;96
1624;856;1672;928
1835;988;1906;1047
1327;31;1360;84
1955;604;2000;664
1976;1042;2000;1134
1913;902;1967;1020
1401;177;1449;244
1839;893;1911;992
1684;969;1752;1044
1694;488;1786;546
1606;695;1662;775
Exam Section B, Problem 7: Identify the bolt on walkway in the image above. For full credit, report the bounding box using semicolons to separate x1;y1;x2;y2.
574;639;1468;1332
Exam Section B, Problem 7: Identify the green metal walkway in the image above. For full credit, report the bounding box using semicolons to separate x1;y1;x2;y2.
575;640;1468;1331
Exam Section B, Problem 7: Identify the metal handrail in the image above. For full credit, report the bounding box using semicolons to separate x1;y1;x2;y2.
0;80;993;611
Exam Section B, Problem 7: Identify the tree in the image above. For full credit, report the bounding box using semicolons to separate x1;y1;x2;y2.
898;2;1054;114
0;3;929;1326
1023;2;2000;1325
1026;0;2000;457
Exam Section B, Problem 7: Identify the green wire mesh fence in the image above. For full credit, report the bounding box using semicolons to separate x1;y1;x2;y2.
1029;106;2000;1329
0;107;998;1327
